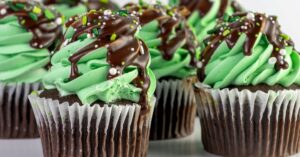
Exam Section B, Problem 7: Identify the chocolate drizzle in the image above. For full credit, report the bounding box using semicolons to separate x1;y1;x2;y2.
179;0;241;18
43;0;119;11
65;10;150;109
198;12;295;81
0;1;63;49
125;3;200;67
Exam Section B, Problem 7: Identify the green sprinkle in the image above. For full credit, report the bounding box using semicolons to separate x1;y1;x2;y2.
222;30;230;36
110;33;117;41
15;3;25;9
32;6;42;14
256;22;260;26
275;47;280;51
100;0;109;3
118;10;128;17
280;34;290;40
82;16;88;25
167;10;174;16
21;19;26;25
31;91;39;96
45;9;55;19
7;2;19;11
29;12;38;21
92;28;99;36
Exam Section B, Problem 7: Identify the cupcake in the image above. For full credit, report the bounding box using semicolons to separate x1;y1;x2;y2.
170;0;243;42
43;0;119;20
194;12;300;157
0;1;63;138
125;3;200;140
29;10;156;157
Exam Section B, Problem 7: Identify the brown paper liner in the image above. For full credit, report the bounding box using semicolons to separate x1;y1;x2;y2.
194;83;300;157
0;83;41;139
29;95;155;157
150;77;197;140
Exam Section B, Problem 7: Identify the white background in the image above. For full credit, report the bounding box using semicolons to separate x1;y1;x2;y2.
1;0;300;157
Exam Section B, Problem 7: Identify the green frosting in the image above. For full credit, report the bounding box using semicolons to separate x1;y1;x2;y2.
52;4;87;20
0;16;49;83
134;5;200;80
203;33;300;88
43;28;156;105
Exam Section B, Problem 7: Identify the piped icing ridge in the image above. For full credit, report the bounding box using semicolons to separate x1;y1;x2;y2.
125;3;201;79
0;1;63;49
44;10;156;108
197;12;300;89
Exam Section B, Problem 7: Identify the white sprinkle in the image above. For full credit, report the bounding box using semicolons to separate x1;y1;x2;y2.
62;40;69;47
210;44;214;48
104;10;112;16
87;34;92;38
98;16;102;19
0;8;7;15
131;48;135;52
268;57;277;65
55;18;62;25
140;46;145;55
259;17;263;21
69;18;73;21
109;68;117;75
196;62;203;68
39;45;43;48
32;42;38;47
87;22;91;26
279;49;287;55
246;12;255;21
94;44;99;48
74;28;77;31
105;44;110;48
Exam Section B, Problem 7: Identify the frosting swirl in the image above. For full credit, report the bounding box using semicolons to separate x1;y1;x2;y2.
125;3;201;79
198;12;300;88
43;10;156;108
43;0;119;19
0;1;63;83
171;0;242;42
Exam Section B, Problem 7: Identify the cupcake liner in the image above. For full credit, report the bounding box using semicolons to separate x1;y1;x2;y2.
150;77;197;140
194;83;300;157
29;94;155;157
0;83;41;138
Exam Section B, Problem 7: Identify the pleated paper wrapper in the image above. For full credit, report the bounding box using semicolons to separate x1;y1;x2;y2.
194;83;300;157
29;94;155;157
0;83;41;138
150;77;197;140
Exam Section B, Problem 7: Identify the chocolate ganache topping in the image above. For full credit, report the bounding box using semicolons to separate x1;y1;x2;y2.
0;1;63;49
125;3;200;67
64;10;151;108
179;0;243;18
43;0;119;11
198;12;295;81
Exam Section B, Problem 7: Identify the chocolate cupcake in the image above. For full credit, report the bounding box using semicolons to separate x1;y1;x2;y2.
0;1;63;138
125;3;200;140
194;12;300;157
170;0;243;42
43;0;119;19
29;10;156;157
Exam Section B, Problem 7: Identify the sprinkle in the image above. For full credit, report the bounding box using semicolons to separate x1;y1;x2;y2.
121;61;125;65
196;62;203;68
39;44;43;48
279;49;287;55
275;47;280;52
131;48;135;52
32;42;38;47
222;30;230;36
280;34;290;40
105;44;110;48
140;45;145;55
109;68;117;75
268;57;277;65
256;22;260;26
98;16;102;19
110;33;117;41
259;17;263;21
82;16;88;25
246;12;255;21
94;44;99;48
45;9;55;19
0;8;7;15
210;44;214;48
55;18;62;25
104;10;112;16
32;6;42;14
62;40;69;47
87;34;92;38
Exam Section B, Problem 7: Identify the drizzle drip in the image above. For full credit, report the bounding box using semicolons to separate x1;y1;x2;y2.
43;0;118;11
0;1;63;49
198;12;295;81
125;3;200;67
65;10;150;109
179;0;241;18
